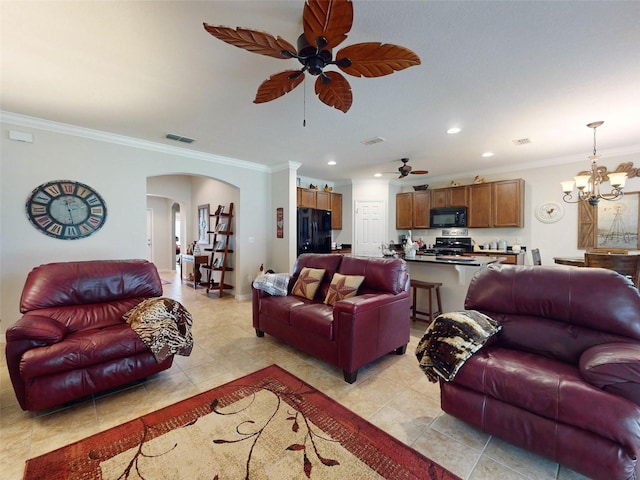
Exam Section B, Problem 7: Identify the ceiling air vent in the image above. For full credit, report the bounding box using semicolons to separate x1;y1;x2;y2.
512;138;531;146
166;133;195;144
361;136;386;146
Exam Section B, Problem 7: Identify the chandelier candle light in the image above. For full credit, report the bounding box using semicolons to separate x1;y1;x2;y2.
561;121;627;206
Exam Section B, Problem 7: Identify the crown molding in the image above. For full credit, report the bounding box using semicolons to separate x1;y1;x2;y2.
0;111;271;173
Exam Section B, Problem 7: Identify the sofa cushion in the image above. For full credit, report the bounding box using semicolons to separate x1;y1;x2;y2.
580;342;640;405
19;324;151;379
260;295;307;324
324;273;365;305
291;267;326;300
290;304;335;340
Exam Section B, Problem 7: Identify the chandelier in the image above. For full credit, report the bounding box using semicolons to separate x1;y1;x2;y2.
561;121;627;206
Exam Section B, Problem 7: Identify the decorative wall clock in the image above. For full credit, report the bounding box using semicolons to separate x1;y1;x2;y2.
535;201;564;224
26;180;107;239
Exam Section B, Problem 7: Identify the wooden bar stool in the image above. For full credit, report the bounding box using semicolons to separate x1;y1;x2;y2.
410;279;443;323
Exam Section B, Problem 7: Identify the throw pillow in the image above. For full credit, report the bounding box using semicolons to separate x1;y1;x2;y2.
324;273;365;305
291;267;326;300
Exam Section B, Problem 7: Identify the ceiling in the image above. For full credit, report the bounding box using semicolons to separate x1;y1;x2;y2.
2;1;639;184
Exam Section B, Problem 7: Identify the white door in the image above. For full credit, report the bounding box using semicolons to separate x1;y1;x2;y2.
355;200;385;257
146;208;153;261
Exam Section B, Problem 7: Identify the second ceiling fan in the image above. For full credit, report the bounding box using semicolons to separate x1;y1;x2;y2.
395;158;429;179
203;0;421;113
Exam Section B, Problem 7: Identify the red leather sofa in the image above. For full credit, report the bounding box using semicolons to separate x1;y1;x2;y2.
252;253;410;382
5;259;174;411
440;264;640;480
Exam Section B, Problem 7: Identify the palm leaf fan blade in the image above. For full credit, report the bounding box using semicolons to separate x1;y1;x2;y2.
303;0;353;50
314;71;352;113
254;70;305;104
203;24;296;59
337;42;421;77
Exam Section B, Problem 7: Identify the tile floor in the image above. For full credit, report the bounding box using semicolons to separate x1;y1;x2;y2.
0;270;591;480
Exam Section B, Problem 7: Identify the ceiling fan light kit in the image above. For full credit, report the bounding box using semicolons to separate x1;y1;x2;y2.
203;0;420;113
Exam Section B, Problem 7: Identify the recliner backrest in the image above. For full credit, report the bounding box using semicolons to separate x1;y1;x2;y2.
465;264;640;364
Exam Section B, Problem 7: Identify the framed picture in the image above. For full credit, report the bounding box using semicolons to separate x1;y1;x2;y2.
198;204;209;244
276;207;283;238
596;193;640;249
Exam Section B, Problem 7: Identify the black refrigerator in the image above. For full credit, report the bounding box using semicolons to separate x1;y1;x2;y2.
297;208;332;255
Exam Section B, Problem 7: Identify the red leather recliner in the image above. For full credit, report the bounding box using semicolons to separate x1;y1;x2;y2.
252;254;410;383
5;259;174;411
440;264;640;480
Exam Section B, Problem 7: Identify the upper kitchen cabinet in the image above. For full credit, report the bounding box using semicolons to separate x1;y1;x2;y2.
395;191;430;229
468;183;493;228
468;179;524;228
396;192;413;229
412;191;431;229
431;186;469;208
297;187;316;208
493;179;524;227
330;192;342;230
315;191;331;211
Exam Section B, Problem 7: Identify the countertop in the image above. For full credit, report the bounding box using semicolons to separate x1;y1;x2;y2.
403;254;506;266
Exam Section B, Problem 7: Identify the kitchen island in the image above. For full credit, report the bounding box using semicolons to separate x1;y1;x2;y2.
403;254;505;318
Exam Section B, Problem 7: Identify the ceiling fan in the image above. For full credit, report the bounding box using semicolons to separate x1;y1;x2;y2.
394;158;429;179
203;0;421;113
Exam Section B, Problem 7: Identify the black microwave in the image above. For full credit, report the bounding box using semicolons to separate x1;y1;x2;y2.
430;207;467;228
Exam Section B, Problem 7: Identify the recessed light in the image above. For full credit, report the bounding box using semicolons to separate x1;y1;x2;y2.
447;127;461;134
482;152;494;158
374;173;382;177
328;160;337;166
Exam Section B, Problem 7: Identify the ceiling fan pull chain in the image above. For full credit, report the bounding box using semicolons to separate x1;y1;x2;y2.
303;80;307;127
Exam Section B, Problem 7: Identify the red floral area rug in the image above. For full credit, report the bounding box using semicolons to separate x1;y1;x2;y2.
24;364;459;480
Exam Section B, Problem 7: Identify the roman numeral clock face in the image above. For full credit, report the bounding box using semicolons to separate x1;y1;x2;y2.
26;180;107;240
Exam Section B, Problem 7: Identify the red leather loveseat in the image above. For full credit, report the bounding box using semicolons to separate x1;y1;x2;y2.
252;253;410;383
5;259;174;411
440;264;640;480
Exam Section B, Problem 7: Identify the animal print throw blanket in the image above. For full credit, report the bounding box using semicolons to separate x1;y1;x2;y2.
252;273;291;296
124;297;193;363
415;310;501;383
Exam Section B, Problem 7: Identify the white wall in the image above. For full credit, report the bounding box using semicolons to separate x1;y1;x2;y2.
0;115;277;333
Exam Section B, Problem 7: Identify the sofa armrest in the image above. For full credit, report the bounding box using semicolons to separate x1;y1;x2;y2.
580;342;640;405
6;315;67;344
332;291;411;373
333;292;401;314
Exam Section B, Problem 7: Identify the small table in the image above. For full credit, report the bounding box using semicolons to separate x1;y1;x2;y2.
180;254;208;289
553;256;585;267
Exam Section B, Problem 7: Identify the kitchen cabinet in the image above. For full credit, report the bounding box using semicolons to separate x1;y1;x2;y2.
395;191;430;229
330;192;342;230
467;251;524;265
493;179;524;227
449;186;469;207
316;191;331;211
468;183;493;228
431;186;468;208
397;178;523;230
396;192;413;229
412;190;431;228
468;179;524;228
297;187;316;208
